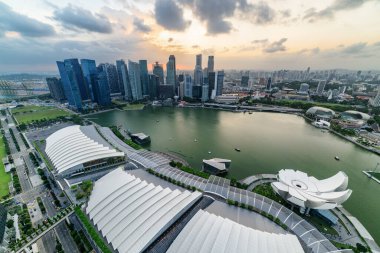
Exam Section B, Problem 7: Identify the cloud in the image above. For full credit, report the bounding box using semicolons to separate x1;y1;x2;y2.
0;2;55;37
246;2;276;25
304;0;373;22
53;4;113;33
264;38;287;53
133;17;151;33
252;39;268;45
168;38;174;42
298;47;320;54
154;0;190;31
341;42;367;54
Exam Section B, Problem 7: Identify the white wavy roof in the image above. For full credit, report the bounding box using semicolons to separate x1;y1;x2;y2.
45;125;124;174
272;169;352;209
167;210;304;253
86;168;202;253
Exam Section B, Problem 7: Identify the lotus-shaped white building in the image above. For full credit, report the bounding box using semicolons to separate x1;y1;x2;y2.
271;169;352;210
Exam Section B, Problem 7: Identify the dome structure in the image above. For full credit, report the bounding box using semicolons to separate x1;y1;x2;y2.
340;110;370;121
271;169;352;210
306;106;335;119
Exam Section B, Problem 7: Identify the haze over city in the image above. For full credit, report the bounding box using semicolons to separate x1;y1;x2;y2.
0;0;380;72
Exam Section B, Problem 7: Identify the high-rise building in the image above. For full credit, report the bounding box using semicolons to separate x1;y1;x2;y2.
316;80;326;96
184;74;193;98
266;77;272;91
148;74;160;99
46;77;66;102
207;56;214;73
339;86;346;94
298;83;309;94
116;60;132;100
153;62;164;85
201;85;209;102
241;76;249;87
166;55;176;87
216;71;224;96
94;67;112;106
208;72;215;98
128;60;143;101
99;63;120;94
80;59;97;101
139;60;149;96
192;85;202;99
371;89;380;107
56;59;85;110
194;54;203;86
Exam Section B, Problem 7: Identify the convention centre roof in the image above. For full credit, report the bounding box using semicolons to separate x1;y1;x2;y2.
45;125;124;175
167;209;304;253
272;169;352;209
86;168;202;253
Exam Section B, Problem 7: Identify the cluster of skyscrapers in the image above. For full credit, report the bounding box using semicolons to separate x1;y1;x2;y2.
47;54;224;110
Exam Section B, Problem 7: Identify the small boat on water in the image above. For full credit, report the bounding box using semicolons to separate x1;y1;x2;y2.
235;148;241;152
208;151;212;154
194;139;198;142
335;156;340;161
248;111;253;114
156;120;159;123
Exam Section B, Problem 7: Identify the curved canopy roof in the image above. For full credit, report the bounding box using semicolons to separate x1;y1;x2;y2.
45;125;124;174
167;209;304;253
306;106;335;117
86;168;202;253
272;169;352;209
341;110;370;120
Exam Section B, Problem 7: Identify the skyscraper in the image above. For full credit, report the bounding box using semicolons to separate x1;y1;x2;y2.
166;55;176;93
94;67;112;106
266;77;272;91
139;60;149;96
194;54;203;85
201;85;209;102
116;60;132;101
99;63;120;94
241;76;249;87
80;59;97;101
153;62;164;85
216;71;224;96
56;60;83;110
46;77;65;102
298;83;309;94
184;74;192;98
128;60;143;101
316;80;326;96
148;74;159;99
208;72;215;98
207;56;214;73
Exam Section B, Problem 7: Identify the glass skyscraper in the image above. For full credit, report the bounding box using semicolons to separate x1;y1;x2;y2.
216;70;224;96
116;60;132;101
166;55;176;93
139;60;149;96
46;77;66;102
80;59;97;101
128;60;143;101
94;68;112;106
153;62;164;85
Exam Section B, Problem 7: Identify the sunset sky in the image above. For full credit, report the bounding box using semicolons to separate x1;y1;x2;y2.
0;0;379;73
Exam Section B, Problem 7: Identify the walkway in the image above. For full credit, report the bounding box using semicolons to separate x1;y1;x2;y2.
239;174;278;191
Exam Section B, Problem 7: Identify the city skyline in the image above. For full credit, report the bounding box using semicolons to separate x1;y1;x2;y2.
0;0;380;73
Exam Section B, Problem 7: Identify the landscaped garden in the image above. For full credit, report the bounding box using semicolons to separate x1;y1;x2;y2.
11;105;72;125
0;135;11;198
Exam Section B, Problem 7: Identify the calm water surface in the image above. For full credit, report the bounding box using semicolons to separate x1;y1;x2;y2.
86;107;380;243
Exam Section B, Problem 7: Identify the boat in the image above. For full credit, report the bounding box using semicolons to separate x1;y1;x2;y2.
156;120;159;123
235;148;241;152
208;151;212;154
248;111;253;114
194;139;198;142
335;156;340;161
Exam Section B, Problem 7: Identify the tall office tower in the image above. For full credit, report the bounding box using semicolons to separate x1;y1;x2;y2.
208;72;215;98
94;67;112;106
116;60;132;101
298;83;309;94
166;55;176;86
46;77;66;102
139;60;149;96
178;74;184;83
316;80;326;95
148;74;160;99
192;85;202;99
241;76;249;87
201;85;209;102
153;62;164;84
194;54;203;85
128;60;143;101
339;86;346;94
99;63;120;94
56;59;86;110
80;59;97;101
371;89;380;107
179;81;184;99
216;70;224;96
207;56;214;73
184;74;193;98
266;77;272;91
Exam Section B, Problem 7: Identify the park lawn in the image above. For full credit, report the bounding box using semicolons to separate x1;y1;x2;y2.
122;104;145;111
369;172;380;180
0;135;11;198
11;106;72;124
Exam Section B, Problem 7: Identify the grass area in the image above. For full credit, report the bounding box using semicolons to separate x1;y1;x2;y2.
304;215;339;236
368;171;380;180
169;160;210;179
122;104;145;111
74;206;112;253
33;141;53;171
253;183;289;206
11;105;72;124
110;126;142;150
0;135;11;198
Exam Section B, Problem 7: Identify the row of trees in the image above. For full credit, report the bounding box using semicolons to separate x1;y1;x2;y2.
11;168;21;193
66;221;93;253
169;160;210;179
8;128;20;151
2;131;11;155
29;152;39;167
109;126;142;150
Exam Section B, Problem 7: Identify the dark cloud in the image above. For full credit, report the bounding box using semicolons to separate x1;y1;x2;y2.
0;2;55;37
248;2;276;24
133;17;151;33
341;42;367;54
155;0;190;31
304;0;373;22
264;38;287;53
53;4;113;33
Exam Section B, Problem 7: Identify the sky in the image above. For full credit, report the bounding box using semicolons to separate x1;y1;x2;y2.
0;0;379;73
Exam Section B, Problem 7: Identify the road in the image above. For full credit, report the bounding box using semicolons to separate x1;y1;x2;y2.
55;222;80;253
